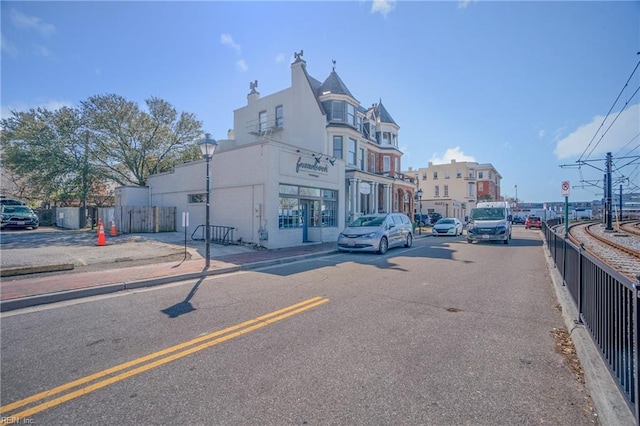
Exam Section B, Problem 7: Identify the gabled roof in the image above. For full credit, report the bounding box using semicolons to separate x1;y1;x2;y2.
317;71;356;99
375;100;397;126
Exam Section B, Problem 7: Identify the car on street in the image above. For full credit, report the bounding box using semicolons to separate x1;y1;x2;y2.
1;205;39;230
429;212;442;224
414;213;430;227
0;198;26;206
337;213;413;254
432;217;463;236
512;216;525;225
525;215;542;229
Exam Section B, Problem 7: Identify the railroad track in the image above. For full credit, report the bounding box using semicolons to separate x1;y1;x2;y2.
567;220;640;281
619;219;640;237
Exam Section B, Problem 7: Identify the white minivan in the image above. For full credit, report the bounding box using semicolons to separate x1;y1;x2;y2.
466;201;512;244
337;213;413;254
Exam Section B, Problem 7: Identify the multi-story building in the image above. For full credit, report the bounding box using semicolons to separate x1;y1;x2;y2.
144;51;415;249
404;160;502;222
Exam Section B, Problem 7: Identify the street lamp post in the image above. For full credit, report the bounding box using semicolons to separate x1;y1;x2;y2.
199;133;218;269
416;188;423;235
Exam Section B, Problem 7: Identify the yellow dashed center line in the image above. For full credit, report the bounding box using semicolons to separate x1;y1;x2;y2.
0;296;329;423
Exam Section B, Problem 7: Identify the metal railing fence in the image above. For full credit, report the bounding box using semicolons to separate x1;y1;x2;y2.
542;221;639;424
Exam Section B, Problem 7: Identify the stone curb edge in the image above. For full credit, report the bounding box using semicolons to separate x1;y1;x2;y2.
0;250;338;313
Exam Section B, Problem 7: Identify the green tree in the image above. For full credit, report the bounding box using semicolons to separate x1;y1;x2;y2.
1;107;98;207
81;94;202;186
1;94;204;206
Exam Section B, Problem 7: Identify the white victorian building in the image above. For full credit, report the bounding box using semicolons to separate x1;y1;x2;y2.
141;51;416;249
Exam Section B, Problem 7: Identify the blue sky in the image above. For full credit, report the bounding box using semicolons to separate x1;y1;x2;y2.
2;0;639;203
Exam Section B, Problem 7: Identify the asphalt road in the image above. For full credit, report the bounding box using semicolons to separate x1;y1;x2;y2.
0;230;598;425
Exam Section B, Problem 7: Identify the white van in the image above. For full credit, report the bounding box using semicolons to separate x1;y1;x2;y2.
466;201;512;244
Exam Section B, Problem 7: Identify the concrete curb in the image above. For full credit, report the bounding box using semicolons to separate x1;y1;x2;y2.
238;249;340;271
0;265;241;312
543;245;634;425
1;263;75;277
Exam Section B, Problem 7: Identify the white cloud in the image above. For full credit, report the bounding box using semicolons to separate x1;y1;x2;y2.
1;34;18;56
371;0;396;17
554;103;640;160
1;100;73;120
275;53;286;64
220;33;241;54
34;44;53;57
236;59;248;72
538;129;546;139
430;147;476;164
457;0;478;10
10;9;56;37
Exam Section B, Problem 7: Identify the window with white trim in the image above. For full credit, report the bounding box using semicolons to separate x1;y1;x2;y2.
383;155;390;172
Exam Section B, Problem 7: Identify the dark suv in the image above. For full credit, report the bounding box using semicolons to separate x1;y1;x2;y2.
525;216;542;229
414;213;430;226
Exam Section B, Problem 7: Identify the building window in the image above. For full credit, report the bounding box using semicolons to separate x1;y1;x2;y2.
331;101;344;121
478;182;484;191
348;138;357;165
333;136;343;159
279;184;338;228
433;171;438;180
469;170;475;178
445;170;450;179
468;183;475;197
395;158;400;174
383;156;390;172
357;116;363;132
188;194;206;203
478;171;484;179
382;132;391;144
347;104;356;127
435;185;440;197
370;153;376;173
456;170;462;178
444;185;449;197
275;105;283;128
422;173;427;180
359;148;365;171
392;134;398;147
259;110;267;132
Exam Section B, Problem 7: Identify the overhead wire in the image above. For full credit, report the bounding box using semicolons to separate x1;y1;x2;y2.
578;57;640;163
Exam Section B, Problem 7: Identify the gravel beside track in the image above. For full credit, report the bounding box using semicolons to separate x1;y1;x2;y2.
568;221;640;280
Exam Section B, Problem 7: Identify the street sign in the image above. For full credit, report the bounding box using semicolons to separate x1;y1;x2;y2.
561;181;570;197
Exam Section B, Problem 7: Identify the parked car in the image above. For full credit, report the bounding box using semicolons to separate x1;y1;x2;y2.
414;213;430;227
337;213;413;254
525;216;542;229
432;217;463;236
512;216;526;225
429;212;442;224
1;205;39;230
0;198;26;206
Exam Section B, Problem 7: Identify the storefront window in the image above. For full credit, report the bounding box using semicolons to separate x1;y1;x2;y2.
279;184;338;228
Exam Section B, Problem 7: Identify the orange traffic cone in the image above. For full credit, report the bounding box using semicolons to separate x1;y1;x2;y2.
96;222;106;246
97;219;102;236
110;221;118;237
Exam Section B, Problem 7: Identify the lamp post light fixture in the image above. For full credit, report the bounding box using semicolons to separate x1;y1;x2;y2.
416;188;423;235
199;133;218;269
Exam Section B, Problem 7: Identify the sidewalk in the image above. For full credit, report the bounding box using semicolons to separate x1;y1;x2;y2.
0;241;338;312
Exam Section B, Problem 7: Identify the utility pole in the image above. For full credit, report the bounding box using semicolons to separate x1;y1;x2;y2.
605;152;613;231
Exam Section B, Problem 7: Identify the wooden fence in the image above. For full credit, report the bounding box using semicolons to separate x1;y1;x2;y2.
97;206;176;233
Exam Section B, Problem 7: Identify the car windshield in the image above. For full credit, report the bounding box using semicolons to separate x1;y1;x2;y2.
349;216;386;227
471;208;505;220
2;206;30;214
436;219;454;225
528;217;540;221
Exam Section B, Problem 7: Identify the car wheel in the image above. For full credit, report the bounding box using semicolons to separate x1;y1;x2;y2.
467;238;473;243
378;237;388;254
404;233;413;248
503;237;509;244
